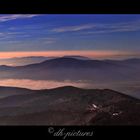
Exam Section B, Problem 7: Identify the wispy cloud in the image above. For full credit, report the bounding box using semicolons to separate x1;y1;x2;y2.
0;14;38;22
0;31;28;41
51;20;140;34
40;37;57;44
82;21;140;34
51;24;95;33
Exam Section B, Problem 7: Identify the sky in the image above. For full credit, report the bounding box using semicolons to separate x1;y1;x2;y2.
0;14;140;59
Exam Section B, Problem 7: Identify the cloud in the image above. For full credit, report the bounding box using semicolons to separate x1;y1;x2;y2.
0;14;38;22
83;21;140;35
39;37;57;44
51;24;95;32
51;20;140;34
0;31;26;41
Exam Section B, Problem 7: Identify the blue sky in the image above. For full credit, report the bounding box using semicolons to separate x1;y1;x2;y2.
0;14;140;58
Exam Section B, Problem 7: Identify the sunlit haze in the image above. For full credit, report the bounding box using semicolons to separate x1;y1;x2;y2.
0;50;139;60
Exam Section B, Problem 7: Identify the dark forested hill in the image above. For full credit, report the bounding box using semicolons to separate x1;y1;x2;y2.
0;86;139;125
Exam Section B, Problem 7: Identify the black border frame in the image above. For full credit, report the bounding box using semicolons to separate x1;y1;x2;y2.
0;1;139;139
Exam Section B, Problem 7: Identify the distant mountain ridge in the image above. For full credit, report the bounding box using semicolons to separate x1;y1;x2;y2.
0;56;140;68
0;55;91;66
0;56;140;81
0;56;122;69
0;56;140;67
62;55;91;60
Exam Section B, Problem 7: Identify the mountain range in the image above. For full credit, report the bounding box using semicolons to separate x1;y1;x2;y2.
0;55;91;66
0;56;139;125
0;56;140;82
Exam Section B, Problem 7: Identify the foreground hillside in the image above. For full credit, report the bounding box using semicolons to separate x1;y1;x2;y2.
0;86;139;125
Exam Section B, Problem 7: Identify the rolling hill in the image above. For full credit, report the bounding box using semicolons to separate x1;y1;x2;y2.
0;86;139;125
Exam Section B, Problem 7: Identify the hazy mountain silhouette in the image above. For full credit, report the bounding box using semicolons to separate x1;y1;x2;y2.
0;57;139;81
62;55;91;60
0;56;57;66
0;86;139;125
0;56;91;66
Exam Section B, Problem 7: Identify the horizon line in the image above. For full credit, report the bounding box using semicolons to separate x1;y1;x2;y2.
0;50;139;59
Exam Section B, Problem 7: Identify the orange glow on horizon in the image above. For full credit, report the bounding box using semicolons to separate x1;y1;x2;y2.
0;50;139;59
